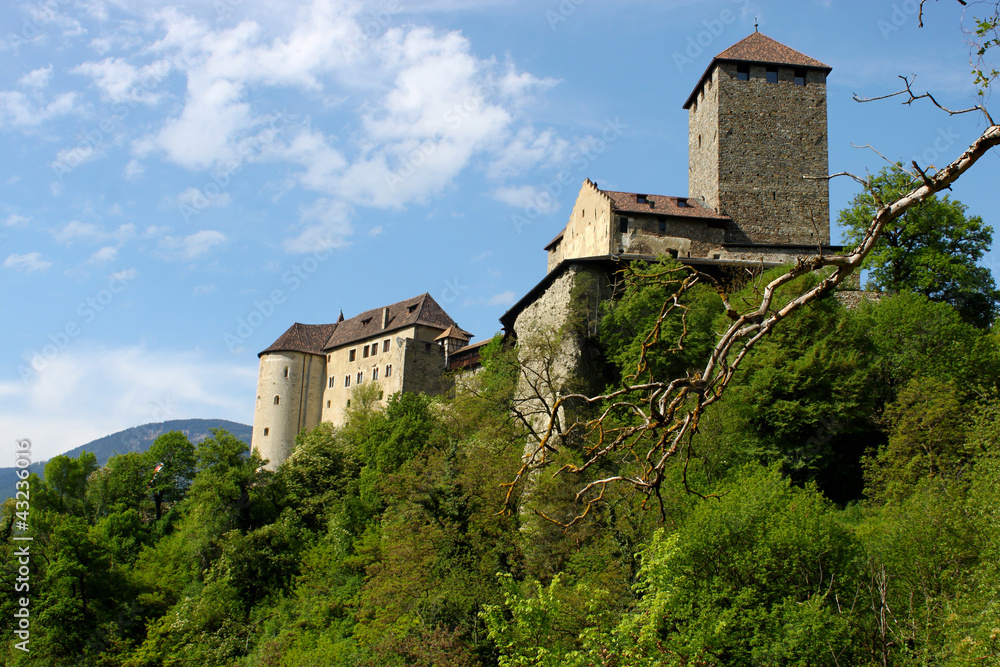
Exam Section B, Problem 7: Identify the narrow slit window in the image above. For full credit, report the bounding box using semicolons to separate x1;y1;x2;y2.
345;375;351;387
373;367;379;381
357;371;363;384
284;367;289;378
386;364;392;377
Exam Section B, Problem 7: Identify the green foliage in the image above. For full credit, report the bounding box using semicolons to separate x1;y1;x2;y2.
146;431;196;520
36;450;98;516
838;166;999;327
613;465;860;666
599;258;723;385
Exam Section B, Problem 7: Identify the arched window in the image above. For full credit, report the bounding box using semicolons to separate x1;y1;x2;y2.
273;395;280;405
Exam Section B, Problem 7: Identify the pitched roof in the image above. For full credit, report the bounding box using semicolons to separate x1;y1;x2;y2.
259;322;339;357
322;292;458;350
603;190;730;219
715;32;830;69
683;31;831;109
435;325;472;342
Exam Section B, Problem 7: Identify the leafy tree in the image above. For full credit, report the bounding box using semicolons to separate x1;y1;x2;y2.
839;166;999;327
145;430;196;520
35;451;98;516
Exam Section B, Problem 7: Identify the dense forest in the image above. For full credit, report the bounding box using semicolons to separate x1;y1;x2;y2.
4;176;1000;665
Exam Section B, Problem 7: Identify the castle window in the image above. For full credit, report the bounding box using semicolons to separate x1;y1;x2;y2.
345;375;351;387
794;69;806;86
407;304;417;313
327;400;331;408
698;134;702;148
347;400;351;408
357;371;363;384
386;364;392;377
349;349;356;362
736;64;749;81
766;67;778;83
273;395;280;405
677;198;688;208
327;354;331;362
636;194;647;204
362;317;372;326
370;343;378;356
383;339;390;352
263;428;269;436
328;376;334;388
373;367;379;381
658;220;666;233
618;216;628;233
363;346;369;358
284;366;289;378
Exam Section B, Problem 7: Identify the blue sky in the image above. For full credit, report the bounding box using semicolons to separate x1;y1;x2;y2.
2;0;997;461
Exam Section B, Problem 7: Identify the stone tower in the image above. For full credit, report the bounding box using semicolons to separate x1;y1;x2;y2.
252;322;335;470
685;31;832;246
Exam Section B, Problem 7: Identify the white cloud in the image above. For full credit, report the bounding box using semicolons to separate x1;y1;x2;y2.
492;184;560;214
2;344;256;460
123;159;144;181
486;127;572;180
487;289;516;306
18;65;53;89
0;91;81;128
72;57;170;105
4;214;29;226
193;284;216;295
369;225;383;236
284;198;353;253
53;221;135;244
158;229;227;260
89;246;118;263
3;252;53;273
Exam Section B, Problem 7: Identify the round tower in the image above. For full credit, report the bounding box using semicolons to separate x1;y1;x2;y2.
251;323;335;470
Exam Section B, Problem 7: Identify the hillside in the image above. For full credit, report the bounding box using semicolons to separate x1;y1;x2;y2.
0;418;251;500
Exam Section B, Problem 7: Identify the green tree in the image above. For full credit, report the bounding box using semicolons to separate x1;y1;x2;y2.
839;166;999;327
145;430;196;520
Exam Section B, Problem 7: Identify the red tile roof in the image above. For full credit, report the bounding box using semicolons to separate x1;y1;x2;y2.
683;31;831;109
602;190;729;219
259;322;339;357
322;292;459;350
715;32;830;69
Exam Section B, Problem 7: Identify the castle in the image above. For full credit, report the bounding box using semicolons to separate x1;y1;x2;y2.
252;31;837;469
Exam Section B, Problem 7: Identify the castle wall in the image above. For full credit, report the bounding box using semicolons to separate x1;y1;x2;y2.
713;63;830;245
547;181;614;271
321;325;418;426
688;67;720;212
252;351;326;470
400;338;448;396
615;213;728;259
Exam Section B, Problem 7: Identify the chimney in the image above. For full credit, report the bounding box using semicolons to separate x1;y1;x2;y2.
382;307;390;329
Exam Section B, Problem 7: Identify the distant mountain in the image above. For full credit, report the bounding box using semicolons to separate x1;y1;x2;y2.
0;419;252;501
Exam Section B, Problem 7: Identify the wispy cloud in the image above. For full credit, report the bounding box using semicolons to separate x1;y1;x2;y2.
3;252;53;273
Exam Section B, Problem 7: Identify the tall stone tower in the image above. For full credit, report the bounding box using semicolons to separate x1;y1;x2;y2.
685;31;832;246
252;322;335;470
